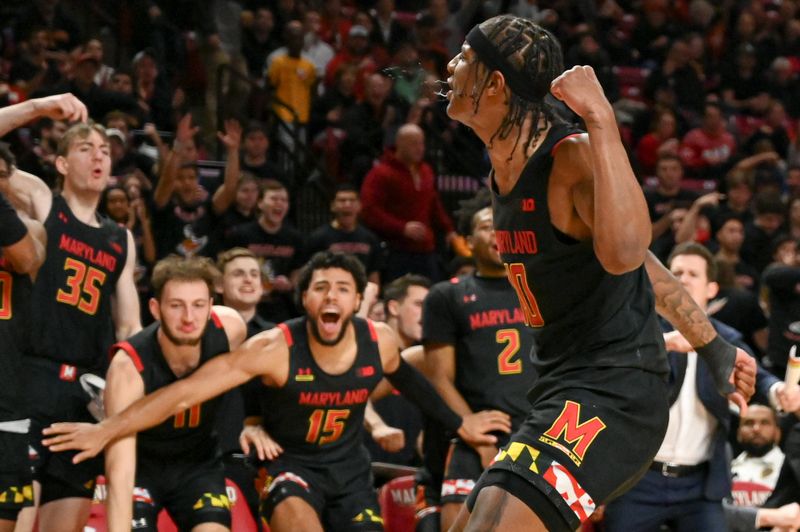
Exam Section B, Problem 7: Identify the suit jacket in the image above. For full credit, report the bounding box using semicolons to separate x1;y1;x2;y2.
664;317;779;501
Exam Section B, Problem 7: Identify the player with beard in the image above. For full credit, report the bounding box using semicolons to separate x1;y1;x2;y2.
102;255;246;531
43;251;509;531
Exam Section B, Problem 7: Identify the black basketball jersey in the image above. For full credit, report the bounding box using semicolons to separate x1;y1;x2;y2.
112;311;230;462
423;274;536;428
259;317;383;464
490;124;668;382
30;195;128;371
0;258;31;422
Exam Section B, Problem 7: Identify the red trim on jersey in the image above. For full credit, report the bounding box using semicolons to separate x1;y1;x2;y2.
111;341;144;372
550;133;583;156
366;319;379;343
278;323;293;347
210;310;223;329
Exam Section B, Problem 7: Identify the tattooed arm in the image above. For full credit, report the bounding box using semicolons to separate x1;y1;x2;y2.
645;251;756;407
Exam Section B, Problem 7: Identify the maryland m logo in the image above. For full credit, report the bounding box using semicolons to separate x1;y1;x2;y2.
539;401;606;466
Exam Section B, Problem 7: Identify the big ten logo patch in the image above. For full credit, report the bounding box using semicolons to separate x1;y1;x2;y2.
539;401;606;467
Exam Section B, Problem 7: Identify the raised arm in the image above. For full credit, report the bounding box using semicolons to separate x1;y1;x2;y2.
425;342;473;417
104;352;145;532
153;114;198;209
212;119;242;215
551;66;651;274
0;94;87;136
43;328;288;462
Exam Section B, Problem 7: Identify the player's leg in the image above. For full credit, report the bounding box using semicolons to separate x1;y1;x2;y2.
11;480;38;532
270;497;324;532
165;460;231;532
261;461;326;532
0;432;34;532
36;496;92;532
465;485;548;531
440;439;484;531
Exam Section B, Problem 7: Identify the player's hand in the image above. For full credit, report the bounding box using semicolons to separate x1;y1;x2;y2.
371;423;405;453
30;93;87;123
756;502;800;531
240;425;283;461
358;282;379;318
776;382;800;413
457;410;511;447
549;66;613;124
41;422;109;463
663;330;693;353
729;347;756;415
217;119;242;151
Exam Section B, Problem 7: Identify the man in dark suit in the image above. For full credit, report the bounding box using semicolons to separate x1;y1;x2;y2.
605;243;797;531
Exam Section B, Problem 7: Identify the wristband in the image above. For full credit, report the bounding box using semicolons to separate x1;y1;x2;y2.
695;334;736;396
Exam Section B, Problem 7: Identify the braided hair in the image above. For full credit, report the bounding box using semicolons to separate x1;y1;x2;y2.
469;15;565;155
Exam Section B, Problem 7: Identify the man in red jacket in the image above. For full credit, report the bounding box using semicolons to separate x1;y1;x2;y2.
360;123;456;281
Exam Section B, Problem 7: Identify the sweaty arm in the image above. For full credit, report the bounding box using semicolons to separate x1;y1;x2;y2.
645;251;754;402
112;230;142;340
104;352;145;532
551;66;651;274
43;329;289;461
375;323;510;445
425;342;473;417
0;94;87;136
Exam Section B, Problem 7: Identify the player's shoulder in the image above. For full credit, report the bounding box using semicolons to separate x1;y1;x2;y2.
211;305;247;348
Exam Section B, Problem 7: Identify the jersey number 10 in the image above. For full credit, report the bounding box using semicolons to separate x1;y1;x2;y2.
504;263;544;327
0;272;11;320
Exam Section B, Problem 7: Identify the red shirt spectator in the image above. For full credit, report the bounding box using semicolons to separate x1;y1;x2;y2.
679;101;737;180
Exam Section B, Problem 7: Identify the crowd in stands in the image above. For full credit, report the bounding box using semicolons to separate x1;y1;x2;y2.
1;0;800;530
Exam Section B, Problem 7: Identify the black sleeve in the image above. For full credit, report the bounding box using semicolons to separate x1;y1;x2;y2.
421;282;458;345
384;357;462;433
0;193;27;247
763;265;800;295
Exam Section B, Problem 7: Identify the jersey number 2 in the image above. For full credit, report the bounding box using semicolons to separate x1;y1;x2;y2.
504;263;544;327
0;272;11;320
56;258;107;315
306;409;350;446
497;329;522;375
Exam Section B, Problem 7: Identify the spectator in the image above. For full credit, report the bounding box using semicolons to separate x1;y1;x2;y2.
324;25;378;101
679;101;738;182
762;249;800;375
605;243;782;532
214;247;274;524
713;214;760;293
645;154;698;261
644;37;705;117
308;63;356;141
365;274;430;466
83;38;114;88
107;69;134;97
360;123;455;282
306;184;383;285
301;10;335;80
132;48;173;130
720;43;770;116
710;260;769;359
631;0;678;66
742;100;791;161
240;121;286;186
636;107;681;177
414;14;450;78
15;117;67;189
224;180;305;323
788;196;800;241
731;404;785;507
241;7;279;79
741;191;786;274
151;115;240;259
766;57;800;119
370;0;410;55
341;72;407;184
266;21;317;154
9;28;62;95
218;173;260;238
